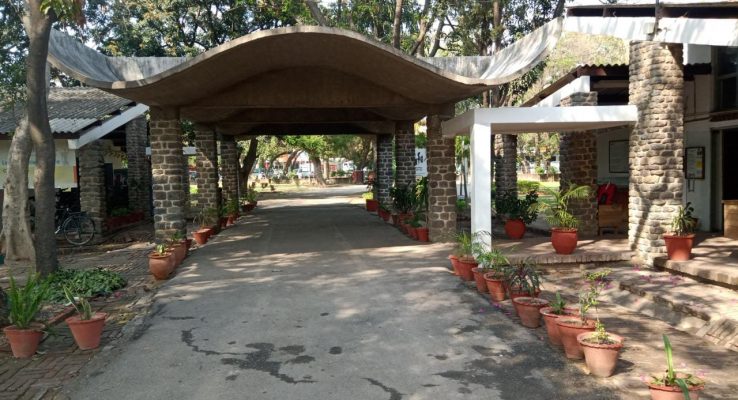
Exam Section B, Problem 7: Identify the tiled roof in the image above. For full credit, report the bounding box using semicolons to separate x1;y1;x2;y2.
0;87;134;135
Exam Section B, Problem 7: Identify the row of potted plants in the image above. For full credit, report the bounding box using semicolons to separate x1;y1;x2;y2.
148;231;191;280
365;181;431;242
448;235;705;399
3;273;109;358
192;201;243;245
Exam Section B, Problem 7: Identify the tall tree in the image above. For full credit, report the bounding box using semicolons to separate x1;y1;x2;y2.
392;0;403;49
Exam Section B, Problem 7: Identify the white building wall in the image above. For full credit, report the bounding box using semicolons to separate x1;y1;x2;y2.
685;120;712;229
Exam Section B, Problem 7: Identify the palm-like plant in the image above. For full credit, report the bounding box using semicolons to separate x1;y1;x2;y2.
537;183;591;230
504;259;542;296
671;203;696;236
475;247;509;278
7;273;50;329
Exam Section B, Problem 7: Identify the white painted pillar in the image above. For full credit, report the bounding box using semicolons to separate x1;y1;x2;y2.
470;123;492;248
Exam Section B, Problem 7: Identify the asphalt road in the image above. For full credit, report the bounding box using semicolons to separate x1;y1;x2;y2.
65;186;617;400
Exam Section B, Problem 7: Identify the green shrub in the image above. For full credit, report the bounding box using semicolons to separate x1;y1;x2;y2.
7;273;50;329
46;268;127;303
517;180;540;194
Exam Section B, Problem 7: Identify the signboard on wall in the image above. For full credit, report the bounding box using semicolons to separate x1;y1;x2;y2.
685;147;705;179
415;148;427;177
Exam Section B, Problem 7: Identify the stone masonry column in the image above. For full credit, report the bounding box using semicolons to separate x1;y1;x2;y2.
125;116;151;218
629;41;685;264
559;92;599;236
182;151;191;219
195;127;219;213
427;115;456;241
150;107;186;241
376;134;393;206
494;134;517;198
78;141;107;239
220;136;239;204
395;121;416;186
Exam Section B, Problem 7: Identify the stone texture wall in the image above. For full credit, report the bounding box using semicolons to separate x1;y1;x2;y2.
79;141;107;239
125;116;151;218
195;128;220;213
395;121;416;186
427;115;456;241
220;137;239;203
182;152;191;219
559;92;599;236
628;41;685;263
494;134;517;197
150;108;186;241
376;134;393;206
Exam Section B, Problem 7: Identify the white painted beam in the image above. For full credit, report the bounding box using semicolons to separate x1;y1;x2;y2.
67;103;149;150
470;123;492;249
533;76;590;108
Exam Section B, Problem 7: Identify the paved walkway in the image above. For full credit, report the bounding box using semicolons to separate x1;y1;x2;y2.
62;186;613;399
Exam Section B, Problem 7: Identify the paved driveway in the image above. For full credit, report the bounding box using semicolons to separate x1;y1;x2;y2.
65;186;616;399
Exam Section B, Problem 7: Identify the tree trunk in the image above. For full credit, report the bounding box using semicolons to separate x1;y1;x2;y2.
305;0;328;26
239;138;258;192
310;156;326;187
283;150;299;175
409;0;432;56
1;114;35;263
392;0;403;49
23;1;57;276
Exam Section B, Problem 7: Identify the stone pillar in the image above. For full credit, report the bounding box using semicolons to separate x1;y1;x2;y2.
559;92;599;236
629;41;685;263
395;121;415;186
150;107;186;241
494;134;517;198
426;115;457;241
183;152;191;219
125;116;151;218
376;134;393;206
220;136;239;203
195;127;219;212
79;141;107;238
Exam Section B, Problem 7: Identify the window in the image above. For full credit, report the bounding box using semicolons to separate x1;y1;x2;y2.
716;47;738;110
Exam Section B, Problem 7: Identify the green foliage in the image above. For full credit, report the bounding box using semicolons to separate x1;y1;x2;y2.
154;244;167;256
504;260;542;296
244;189;259;204
7;273;50;329
550;292;567;315
496;190;539;224
517;180;541;194
456;198;469;212
226;198;239;215
390;184;415;214
170;230;184;244
454;231;489;259
474;247;509;277
671;203;697;236
414;177;428;213
63;286;93;320
414;133;427;148
650;335;704;396
536;183;591;229
578;268;611;323
534;165;546;175
46;268;126;304
203;207;220;225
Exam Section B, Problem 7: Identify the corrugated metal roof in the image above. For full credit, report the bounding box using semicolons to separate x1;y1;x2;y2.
0;87;135;135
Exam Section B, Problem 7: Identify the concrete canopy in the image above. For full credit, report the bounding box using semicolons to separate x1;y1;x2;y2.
48;22;563;135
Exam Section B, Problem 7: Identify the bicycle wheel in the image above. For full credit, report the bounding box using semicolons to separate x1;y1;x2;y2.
63;215;95;246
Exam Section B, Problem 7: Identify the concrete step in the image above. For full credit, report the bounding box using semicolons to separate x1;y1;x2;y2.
655;256;738;288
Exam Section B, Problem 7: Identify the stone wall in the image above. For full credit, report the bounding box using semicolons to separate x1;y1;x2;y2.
395;121;416;186
426;115;456;241
150;108;186;241
78;141;107;239
220;137;239;204
628;41;685;263
559;92;599;236
195;128;220;213
125;116;151;218
494;134;517;197
376;134;393;206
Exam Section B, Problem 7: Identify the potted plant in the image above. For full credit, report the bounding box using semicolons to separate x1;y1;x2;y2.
496;190;539;239
414;220;429;242
539;292;579;347
536;183;591;254
169;231;187;266
475;247;508;296
453;231;480;281
63;287;107;350
505;259;542;300
577;321;624;377
205;207;220;235
364;181;379;212
390;184;415;225
226;198;240;225
149;244;174;280
556;269;610;359
243;189;259;212
664;203;696;261
3;274;49;358
647;334;704;400
378;204;391;221
192;209;210;245
218;206;228;229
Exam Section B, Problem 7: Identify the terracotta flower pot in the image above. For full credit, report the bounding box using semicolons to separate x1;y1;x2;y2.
66;312;108;350
471;268;490;293
448;255;460;276
540;307;579;347
504;219;526;240
456;257;477;281
193;229;208;245
512;297;550;328
365;199;379;212
484;273;507;302
185;238;193;250
416;227;429;242
664;234;695;261
149;252;174;280
3;323;44;358
219;217;228;229
551;228;578;255
408;227;418;240
391;214;399;225
172;243;187;266
227;215;236;225
556;317;596;359
244;203;256;212
577;332;624;378
648;381;704;400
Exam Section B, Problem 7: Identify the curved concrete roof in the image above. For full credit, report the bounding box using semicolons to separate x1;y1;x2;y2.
48;21;562;135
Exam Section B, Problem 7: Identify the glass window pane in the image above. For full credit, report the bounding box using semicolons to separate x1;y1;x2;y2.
717;47;738;76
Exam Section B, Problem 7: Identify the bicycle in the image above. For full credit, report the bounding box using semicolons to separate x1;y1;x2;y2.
55;208;96;246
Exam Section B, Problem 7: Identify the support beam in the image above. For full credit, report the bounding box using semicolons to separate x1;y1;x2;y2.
470;123;492;248
150;107;186;241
